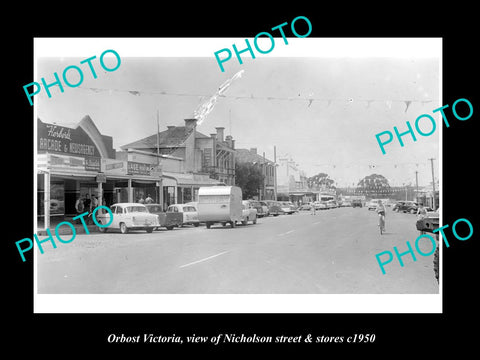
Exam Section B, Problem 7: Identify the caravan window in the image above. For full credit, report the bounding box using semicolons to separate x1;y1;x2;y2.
198;195;231;204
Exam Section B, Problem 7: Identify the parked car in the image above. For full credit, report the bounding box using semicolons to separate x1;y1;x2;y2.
258;201;270;216
352;199;363;208
241;200;257;225
287;201;299;212
145;203;183;230
313;201;327;210
298;203;312;211
340;200;352;207
326;200;338;209
393;201;419;214
366;199;382;210
279;201;295;214
167;204;200;227
264;200;283;216
248;200;268;217
97;203;159;234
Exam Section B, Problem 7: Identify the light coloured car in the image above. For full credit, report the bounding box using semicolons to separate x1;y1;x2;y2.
366;199;382;211
279;201;295;214
241;200;257;225
97;202;159;234
167;204;200;227
326;200;338;209
314;201;327;210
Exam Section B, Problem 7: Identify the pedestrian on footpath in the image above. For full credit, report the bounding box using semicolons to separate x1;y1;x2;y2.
84;194;92;224
75;195;85;224
145;194;154;204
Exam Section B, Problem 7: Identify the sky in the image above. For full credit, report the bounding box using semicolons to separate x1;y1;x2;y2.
35;38;441;188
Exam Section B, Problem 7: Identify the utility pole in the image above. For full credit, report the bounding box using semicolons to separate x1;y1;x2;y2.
263;151;266;201
415;170;419;203
429;158;436;210
156;109;163;208
274;145;277;201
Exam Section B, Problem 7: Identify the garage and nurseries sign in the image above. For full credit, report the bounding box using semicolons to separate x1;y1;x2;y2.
37;118;101;171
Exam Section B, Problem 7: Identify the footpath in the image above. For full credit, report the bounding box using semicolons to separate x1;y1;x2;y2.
36;217;100;236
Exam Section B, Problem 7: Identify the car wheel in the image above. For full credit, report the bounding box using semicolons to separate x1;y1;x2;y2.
230;221;236;228
146;227;154;233
120;222;128;234
253;218;257;224
206;222;211;229
98;226;107;233
194;223;199;227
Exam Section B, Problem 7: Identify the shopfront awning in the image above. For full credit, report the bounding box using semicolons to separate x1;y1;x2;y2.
163;172;224;186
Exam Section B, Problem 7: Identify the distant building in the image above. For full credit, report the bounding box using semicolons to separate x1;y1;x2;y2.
235;148;276;200
276;155;315;203
415;181;440;209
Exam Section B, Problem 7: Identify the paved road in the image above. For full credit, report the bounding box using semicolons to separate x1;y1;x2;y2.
37;207;439;294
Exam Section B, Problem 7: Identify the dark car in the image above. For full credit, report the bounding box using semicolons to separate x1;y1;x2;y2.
264;200;283;216
145;203;183;230
249;200;267;217
352;199;363;208
393;201;418;214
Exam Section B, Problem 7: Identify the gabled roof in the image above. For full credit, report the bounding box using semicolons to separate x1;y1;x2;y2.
121;126;210;150
235;148;274;164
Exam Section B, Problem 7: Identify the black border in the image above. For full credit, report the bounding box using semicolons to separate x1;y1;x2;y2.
7;6;478;354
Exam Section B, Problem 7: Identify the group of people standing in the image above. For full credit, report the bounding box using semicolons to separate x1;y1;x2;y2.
137;194;154;204
75;193;100;224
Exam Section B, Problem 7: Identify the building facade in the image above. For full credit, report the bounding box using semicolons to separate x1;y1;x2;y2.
276;154;316;203
235;148;276;200
121;119;236;186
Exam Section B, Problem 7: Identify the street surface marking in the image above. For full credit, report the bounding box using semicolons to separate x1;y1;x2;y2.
278;230;295;236
313;221;321;225
179;251;230;268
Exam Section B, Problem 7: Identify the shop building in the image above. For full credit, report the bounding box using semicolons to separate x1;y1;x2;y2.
276;154;315;204
121;118;236;187
37;116;116;230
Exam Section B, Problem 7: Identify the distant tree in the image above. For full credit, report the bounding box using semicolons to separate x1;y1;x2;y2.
356;174;392;197
307;172;335;190
235;162;265;199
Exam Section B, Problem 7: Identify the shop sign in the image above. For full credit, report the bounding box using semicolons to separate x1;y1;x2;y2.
96;173;107;183
38;118;100;158
49;154;100;172
127;161;154;175
85;157;101;171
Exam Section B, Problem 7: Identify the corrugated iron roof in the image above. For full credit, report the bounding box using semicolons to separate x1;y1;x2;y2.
121;126;210;150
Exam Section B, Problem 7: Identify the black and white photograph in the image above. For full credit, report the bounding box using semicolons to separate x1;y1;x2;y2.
32;38;442;313
6;6;480;355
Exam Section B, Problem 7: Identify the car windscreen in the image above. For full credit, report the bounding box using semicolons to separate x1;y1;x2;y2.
125;206;147;213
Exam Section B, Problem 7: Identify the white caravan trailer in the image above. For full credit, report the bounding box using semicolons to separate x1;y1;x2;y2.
197;186;243;228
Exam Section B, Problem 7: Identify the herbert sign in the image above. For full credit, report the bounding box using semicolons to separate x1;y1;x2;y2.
38;118;102;171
